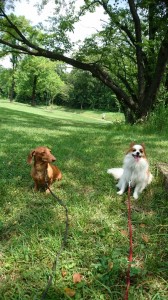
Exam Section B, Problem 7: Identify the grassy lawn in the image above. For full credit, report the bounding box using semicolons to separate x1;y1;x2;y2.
0;99;168;300
0;99;124;124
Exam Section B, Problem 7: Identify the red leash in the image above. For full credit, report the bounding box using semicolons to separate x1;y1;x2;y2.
124;181;133;300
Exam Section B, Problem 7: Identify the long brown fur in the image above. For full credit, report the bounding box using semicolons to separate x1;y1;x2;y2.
27;146;62;193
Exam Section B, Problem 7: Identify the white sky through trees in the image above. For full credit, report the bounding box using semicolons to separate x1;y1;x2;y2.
0;0;108;68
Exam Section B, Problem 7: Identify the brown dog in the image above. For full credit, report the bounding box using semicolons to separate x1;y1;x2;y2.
27;146;62;192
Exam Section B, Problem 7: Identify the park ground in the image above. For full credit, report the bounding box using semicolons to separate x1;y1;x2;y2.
0;99;168;300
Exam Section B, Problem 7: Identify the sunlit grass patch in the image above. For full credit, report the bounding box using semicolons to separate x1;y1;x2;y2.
0;99;125;124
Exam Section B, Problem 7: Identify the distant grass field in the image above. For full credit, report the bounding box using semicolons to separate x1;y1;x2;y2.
0;99;124;124
0;99;168;300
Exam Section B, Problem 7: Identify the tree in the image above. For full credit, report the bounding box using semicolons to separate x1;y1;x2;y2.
14;56;66;106
0;0;168;123
9;43;20;102
0;66;11;97
67;69;119;110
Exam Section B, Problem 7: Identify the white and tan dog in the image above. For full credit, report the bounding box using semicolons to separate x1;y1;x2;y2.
107;142;153;199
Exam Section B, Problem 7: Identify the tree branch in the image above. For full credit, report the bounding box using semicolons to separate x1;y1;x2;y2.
0;33;137;111
128;0;146;100
0;8;41;51
144;29;168;111
100;0;136;46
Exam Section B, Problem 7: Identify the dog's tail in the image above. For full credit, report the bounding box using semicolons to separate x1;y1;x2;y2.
107;168;123;180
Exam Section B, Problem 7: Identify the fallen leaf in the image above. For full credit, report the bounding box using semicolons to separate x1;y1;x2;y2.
140;224;146;228
64;288;76;297
73;273;82;283
108;261;113;270
120;229;128;237
142;234;149;243
61;270;67;278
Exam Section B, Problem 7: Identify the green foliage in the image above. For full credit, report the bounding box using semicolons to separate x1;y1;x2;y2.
0;13;40;46
75;26;138;99
0;66;12;97
14;56;66;104
36;0;77;52
146;104;168;132
66;69;120;111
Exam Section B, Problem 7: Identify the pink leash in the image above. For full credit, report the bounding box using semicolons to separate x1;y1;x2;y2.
124;181;133;300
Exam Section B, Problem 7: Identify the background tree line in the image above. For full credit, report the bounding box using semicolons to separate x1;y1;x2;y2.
0;0;168;123
0;55;119;111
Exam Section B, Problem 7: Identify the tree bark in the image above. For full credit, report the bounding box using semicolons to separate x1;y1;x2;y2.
9;76;15;102
31;75;37;106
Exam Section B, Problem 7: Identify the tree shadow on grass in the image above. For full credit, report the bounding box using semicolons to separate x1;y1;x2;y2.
0;107;168;300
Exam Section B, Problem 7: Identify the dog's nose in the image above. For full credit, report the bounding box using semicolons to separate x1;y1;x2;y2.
136;151;140;156
51;155;56;162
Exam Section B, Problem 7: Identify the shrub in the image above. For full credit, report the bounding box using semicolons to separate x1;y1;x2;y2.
146;104;168;133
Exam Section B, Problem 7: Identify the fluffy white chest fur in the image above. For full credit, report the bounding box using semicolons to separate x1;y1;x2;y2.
107;143;153;199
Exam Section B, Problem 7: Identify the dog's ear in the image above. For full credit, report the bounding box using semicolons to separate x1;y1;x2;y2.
27;150;35;164
130;141;135;147
141;143;146;155
126;141;135;153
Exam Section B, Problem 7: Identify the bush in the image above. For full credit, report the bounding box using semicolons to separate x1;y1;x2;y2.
146;104;168;132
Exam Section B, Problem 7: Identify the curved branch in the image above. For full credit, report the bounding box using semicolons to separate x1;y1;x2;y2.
0;35;138;111
100;0;136;46
0;4;140;112
0;8;41;51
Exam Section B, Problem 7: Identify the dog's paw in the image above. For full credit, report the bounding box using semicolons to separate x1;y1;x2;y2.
46;188;50;194
117;190;124;195
133;192;139;200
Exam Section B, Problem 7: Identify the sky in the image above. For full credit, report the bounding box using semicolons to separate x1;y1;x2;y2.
0;0;108;68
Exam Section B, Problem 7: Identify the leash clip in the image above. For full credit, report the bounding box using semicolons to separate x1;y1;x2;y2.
128;180;132;187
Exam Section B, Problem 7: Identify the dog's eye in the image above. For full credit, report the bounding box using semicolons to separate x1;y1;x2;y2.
132;149;136;152
140;149;143;153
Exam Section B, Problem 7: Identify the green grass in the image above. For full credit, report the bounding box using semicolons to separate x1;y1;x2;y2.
0;99;168;300
0;99;124;124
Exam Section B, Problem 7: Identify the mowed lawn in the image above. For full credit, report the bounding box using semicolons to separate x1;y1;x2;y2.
0;99;168;300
